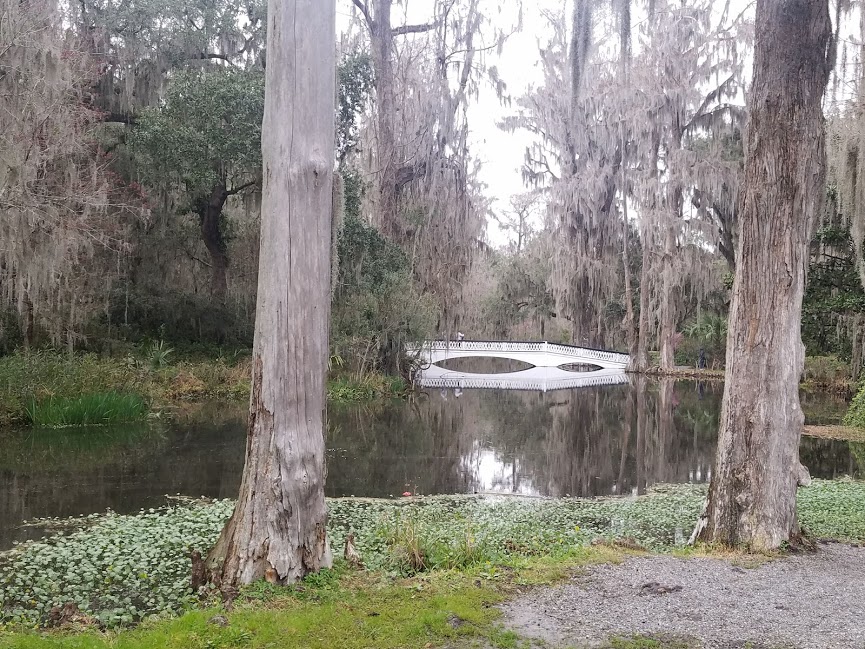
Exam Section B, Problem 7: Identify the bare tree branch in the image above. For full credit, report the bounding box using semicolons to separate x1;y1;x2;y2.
351;0;373;28
202;52;236;63
226;179;260;196
101;112;137;125
392;22;436;36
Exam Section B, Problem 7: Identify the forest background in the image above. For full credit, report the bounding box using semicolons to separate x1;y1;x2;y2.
2;0;864;397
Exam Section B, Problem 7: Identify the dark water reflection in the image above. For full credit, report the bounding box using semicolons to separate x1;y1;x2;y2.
0;380;860;548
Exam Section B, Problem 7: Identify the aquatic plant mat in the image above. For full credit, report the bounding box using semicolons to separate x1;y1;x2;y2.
1;480;863;647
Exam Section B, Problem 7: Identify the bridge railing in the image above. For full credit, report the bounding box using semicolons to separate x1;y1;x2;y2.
407;340;630;366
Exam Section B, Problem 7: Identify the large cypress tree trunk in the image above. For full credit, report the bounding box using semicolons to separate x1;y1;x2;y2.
695;0;832;550
206;0;334;586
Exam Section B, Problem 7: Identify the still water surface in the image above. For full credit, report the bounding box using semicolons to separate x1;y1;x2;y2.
0;378;859;548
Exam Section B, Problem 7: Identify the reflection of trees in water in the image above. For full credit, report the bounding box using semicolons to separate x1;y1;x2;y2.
539;387;625;497
799;390;848;425
326;393;476;497
436;357;534;374
4;387;858;549
799;437;861;479
851;443;865;476
0;404;247;549
475;379;723;497
469;389;553;493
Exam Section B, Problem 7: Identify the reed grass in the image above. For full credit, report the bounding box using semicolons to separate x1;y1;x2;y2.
25;392;148;427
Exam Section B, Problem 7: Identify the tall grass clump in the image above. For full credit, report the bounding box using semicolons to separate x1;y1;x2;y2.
25;392;148;427
327;374;407;403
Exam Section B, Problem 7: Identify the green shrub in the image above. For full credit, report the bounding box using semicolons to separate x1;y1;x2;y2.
843;382;865;427
803;355;851;385
327;374;407;403
680;313;728;368
25;392;148;427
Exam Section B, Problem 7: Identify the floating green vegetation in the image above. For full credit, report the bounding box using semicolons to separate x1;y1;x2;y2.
0;501;235;629
1;480;863;631
25;393;149;427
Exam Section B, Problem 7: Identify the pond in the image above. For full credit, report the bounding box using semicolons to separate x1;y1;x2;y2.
0;378;860;549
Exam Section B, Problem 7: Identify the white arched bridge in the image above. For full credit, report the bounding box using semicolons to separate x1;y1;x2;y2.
407;340;630;392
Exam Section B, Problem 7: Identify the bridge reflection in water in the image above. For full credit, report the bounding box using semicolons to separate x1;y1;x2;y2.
416;364;629;391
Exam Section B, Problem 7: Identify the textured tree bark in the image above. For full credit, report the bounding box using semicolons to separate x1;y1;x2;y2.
206;0;334;585
658;214;679;371
659;128;683;373
371;0;398;240
633;131;661;373
633;244;651;372
621;143;637;360
695;0;832;550
658;224;676;371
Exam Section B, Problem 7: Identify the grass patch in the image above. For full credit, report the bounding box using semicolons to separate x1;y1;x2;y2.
25;393;148;427
0;557;581;649
601;635;701;649
327;374;408;403
0;351;404;425
1;480;863;632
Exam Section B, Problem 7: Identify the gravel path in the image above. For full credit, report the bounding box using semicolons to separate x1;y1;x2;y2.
501;543;865;649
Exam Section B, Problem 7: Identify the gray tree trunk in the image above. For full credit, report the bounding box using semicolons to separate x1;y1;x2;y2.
197;184;229;300
659;128;683;373
633;133;661;373
632;254;651;372
695;0;832;550
620;136;637;360
206;0;335;585
371;0;398;239
658;221;677;371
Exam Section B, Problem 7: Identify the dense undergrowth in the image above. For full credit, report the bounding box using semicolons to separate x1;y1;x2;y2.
0;351;406;425
1;480;863;632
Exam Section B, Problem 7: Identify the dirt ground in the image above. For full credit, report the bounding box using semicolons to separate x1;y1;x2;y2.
501;543;865;649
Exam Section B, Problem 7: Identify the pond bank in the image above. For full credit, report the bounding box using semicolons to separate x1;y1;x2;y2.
1;479;863;645
639;366;856;398
0;352;406;425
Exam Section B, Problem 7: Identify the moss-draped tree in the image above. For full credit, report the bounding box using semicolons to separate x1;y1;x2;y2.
694;0;833;549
